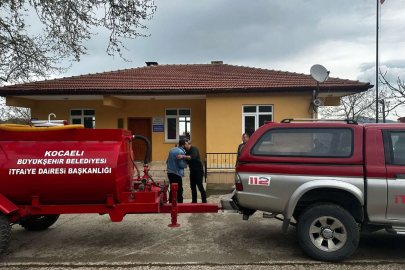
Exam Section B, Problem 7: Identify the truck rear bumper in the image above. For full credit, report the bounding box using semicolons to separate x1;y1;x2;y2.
220;190;240;211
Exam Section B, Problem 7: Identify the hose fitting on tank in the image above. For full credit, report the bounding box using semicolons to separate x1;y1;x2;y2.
132;135;151;165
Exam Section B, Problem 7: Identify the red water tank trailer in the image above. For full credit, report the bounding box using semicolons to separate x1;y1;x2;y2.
0;128;134;205
0;126;220;258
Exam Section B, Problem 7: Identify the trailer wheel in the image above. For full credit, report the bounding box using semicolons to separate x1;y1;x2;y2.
297;203;359;262
20;215;60;231
0;214;12;257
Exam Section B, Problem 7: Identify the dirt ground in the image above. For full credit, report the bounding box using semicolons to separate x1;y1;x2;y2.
1;195;404;269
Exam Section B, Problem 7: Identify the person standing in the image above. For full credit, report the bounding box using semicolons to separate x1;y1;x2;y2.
236;133;250;166
166;139;188;203
177;140;207;203
242;133;250;143
238;133;250;152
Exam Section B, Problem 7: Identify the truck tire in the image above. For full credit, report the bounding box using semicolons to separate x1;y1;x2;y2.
0;214;12;257
20;215;60;231
297;203;359;262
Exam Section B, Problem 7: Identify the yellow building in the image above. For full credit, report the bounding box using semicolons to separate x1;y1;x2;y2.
1;62;372;168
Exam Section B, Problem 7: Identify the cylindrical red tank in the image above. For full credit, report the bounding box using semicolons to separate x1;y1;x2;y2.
0;128;134;205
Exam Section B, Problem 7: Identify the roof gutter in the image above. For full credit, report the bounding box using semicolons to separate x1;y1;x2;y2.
0;85;373;97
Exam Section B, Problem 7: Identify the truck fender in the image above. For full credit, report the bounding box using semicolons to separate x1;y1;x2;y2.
281;180;364;232
0;194;19;215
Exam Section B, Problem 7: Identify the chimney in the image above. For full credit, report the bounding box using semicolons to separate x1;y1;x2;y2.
145;62;158;67
211;61;223;64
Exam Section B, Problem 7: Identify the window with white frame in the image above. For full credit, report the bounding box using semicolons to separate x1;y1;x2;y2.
165;109;191;142
70;109;96;129
242;105;273;137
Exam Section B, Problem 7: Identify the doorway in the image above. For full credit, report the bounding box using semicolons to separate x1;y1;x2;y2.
128;118;152;162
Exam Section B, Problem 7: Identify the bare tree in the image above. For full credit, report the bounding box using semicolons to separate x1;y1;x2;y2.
0;97;7;120
0;97;30;123
380;71;405;117
0;0;156;124
0;0;157;85
319;87;394;122
320;68;405;122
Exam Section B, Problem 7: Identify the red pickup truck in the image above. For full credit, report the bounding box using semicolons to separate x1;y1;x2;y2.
221;119;405;261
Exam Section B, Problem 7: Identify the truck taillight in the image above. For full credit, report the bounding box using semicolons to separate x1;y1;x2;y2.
235;172;243;191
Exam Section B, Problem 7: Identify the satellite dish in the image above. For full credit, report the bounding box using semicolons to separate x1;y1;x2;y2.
310;64;330;83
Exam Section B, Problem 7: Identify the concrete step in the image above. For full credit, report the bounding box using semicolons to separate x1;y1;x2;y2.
132;162;201;200
133;176;205;201
182;176;206;201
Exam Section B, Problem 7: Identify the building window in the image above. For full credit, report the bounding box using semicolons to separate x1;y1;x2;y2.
70;109;95;129
242;105;273;137
165;109;191;142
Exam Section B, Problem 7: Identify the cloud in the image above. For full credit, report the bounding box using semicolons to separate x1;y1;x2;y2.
6;0;405;85
5;0;405;120
357;64;405;86
359;60;405;72
60;0;405;80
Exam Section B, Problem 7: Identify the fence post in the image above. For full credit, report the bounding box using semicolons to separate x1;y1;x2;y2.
204;155;207;183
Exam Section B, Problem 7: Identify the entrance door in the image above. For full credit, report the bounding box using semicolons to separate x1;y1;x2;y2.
128;118;152;162
384;130;405;220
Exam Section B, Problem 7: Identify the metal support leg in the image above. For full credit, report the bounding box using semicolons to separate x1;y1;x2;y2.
168;183;180;227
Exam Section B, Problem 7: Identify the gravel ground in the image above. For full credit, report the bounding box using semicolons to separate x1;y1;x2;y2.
1;195;404;269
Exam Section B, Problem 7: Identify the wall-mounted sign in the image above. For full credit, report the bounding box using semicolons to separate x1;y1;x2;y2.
153;117;164;132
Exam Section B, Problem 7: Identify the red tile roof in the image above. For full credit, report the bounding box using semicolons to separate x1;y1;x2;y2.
0;63;372;95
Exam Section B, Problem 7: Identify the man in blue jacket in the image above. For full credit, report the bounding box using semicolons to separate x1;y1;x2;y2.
166;139;188;203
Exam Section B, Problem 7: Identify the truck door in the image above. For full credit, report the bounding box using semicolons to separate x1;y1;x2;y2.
384;130;405;220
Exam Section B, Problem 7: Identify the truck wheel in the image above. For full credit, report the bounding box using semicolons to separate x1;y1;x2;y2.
20;215;60;231
0;214;12;257
297;203;359;262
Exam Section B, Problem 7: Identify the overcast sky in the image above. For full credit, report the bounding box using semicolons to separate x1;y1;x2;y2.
56;0;405;84
18;0;405;118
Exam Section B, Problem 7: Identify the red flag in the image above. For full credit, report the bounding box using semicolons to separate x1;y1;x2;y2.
381;0;385;4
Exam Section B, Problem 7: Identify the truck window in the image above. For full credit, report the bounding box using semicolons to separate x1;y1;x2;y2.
251;128;353;158
388;132;405;165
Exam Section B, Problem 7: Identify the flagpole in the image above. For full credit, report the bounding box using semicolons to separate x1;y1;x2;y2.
376;0;379;123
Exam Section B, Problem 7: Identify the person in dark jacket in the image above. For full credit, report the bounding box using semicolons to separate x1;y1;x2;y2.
177;140;207;203
236;133;250;166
